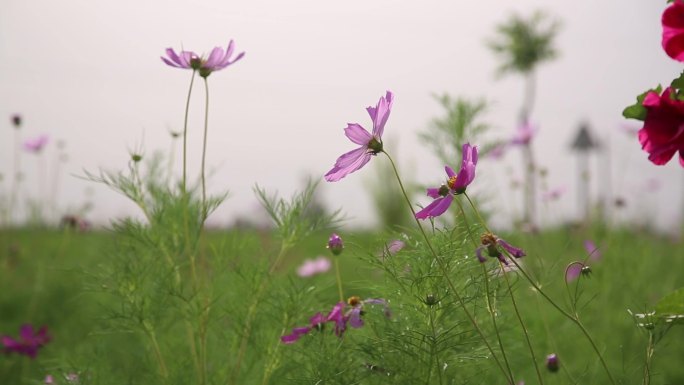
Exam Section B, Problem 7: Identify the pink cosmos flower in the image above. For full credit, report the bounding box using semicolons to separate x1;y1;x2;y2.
161;40;245;78
296;256;332;277
44;375;54;384
565;262;592;282
327;233;344;255
475;232;526;265
2;324;51;359
24;135;49;153
511;121;537;146
638;87;684;167
324;91;394;182
415;143;478;219
662;0;684;62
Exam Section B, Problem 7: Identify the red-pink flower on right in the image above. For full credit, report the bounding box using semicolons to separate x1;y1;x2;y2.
662;0;684;62
638;87;684;167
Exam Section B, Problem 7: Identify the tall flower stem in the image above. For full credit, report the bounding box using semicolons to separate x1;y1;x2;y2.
454;200;514;382
181;71;197;195
200;77;210;220
463;193;616;385
334;258;345;303
383;151;514;384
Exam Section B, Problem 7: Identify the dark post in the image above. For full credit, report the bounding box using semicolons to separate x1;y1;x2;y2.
570;121;600;224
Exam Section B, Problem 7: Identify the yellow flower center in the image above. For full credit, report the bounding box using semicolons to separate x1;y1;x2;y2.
347;296;362;307
447;175;458;190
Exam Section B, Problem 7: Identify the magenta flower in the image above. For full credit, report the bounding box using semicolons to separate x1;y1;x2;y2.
415;143;478;219
346;296;390;328
161;40;245;78
546;353;559;373
379;239;405;258
44;375;54;384
324;91;394;182
24;135;49;153
475;232;526;265
511;121;537;146
2;324;51;359
662;0;684;62
565;261;592;282
541;185;566;202
296;256;332;277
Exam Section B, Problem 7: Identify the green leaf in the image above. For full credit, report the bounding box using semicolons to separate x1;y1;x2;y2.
622;85;661;121
655;287;684;325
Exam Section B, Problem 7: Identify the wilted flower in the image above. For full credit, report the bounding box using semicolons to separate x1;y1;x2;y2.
296;256;332;277
475;232;526;265
415;143;478;219
546;353;559;372
662;0;684;62
327;233;344;256
565;261;592;282
1;324;51;359
511;121;537;146
637;87;684;167
161;40;245;78
11;114;22;128
324;91;393;182
24;135;49;153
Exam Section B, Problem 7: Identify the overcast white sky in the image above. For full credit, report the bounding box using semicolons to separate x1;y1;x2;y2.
1;0;682;231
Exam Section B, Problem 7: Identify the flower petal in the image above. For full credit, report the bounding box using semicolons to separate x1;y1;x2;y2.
367;91;394;138
498;239;526;258
426;187;441;199
344;123;372;145
348;308;364;328
415;194;453;219
324;147;372;182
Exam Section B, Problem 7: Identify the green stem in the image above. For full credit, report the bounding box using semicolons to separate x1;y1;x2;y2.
181;71;196;195
144;323;170;383
455;200;514;382
500;260;545;385
334;258;345;303
643;331;654;385
200;77;210;220
463;193;615;385
383;151;514;384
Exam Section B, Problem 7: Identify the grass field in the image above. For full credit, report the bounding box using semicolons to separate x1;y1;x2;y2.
2;223;683;385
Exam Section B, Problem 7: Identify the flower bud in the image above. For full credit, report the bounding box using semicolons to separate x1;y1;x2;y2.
546;353;559;373
327;233;343;256
11;114;22;128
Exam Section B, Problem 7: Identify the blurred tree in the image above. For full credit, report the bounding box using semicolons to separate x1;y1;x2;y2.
488;11;560;230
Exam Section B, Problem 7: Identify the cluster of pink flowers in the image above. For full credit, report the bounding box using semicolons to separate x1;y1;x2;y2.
281;297;389;344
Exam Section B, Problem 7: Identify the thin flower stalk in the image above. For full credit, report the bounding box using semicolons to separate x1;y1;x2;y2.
383;151;514;384
200;77;210;219
463;193;617;385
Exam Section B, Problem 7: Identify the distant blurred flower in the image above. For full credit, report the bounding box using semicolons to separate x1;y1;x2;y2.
487;143;508;160
637;87;684;167
65;373;79;383
645;177;662;192
662;0;684;62
346;296;390;328
583;239;602;261
24;135;49;153
476;232;526;265
541;185;566;202
416;143;478;219
161;40;245;78
379;239;405;258
296;256;331;277
1;324;51;359
44;375;54;384
511;121;537;146
546;353;559;372
327;233;344;256
325;91;393;182
11;114;21;128
619;123;640;136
